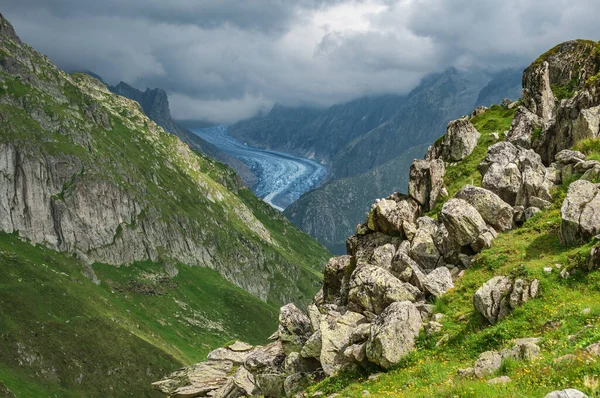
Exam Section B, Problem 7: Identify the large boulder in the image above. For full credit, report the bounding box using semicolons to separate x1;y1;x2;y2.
473;276;539;324
323;255;354;305
278;304;313;353
426;117;481;162
408;159;446;212
366;301;422;369
422;267;454;298
366;194;421;237
348;265;421;315
480;141;554;207
439;198;496;253
455;185;514;232
319;309;367;375
560;179;600;245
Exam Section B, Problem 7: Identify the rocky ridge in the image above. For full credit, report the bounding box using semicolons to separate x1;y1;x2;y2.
155;39;600;397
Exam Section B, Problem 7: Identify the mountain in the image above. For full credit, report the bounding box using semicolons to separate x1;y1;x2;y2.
108;81;257;188
270;68;523;253
160;39;600;398
0;13;330;396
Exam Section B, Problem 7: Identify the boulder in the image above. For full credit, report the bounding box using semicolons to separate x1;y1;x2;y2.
560;179;600;245
473;276;539;324
347;232;402;269
470;106;488;118
474;350;502;378
408;159;446;212
244;341;286;376
422;267;454;298
284;371;324;398
473;276;512;324
426;117;481;162
439;198;495;252
278;304;313;353
544;389;589;398
455;185;514;232
319;309;366;375
506;106;543;148
366;301;422;369
367;195;420;237
371;244;396;271
323;255;354;305
480;141;553;207
409;217;443;270
254;373;285;398
391;250;427;291
555;149;585;164
348;265;421;315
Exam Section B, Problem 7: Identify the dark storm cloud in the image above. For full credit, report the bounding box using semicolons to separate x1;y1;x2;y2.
1;0;599;123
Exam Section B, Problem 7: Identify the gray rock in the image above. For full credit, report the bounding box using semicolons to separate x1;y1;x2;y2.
301;331;323;359
366;301;422;369
409;217;443;270
544;389;589;398
506;106;543;148
408;159;446;212
348;265;421;315
152;359;235;397
487;376;512;385
319;310;366;375
473;276;539;324
480;142;553;208
560;180;600;245
367;195;420;237
208;342;254;365
470;106;488;118
425;321;443;336
391;250;427;291
439;198;495;252
254;373;285;398
278;304;313;353
521;60;556;122
513;205;526;225
427;117;481;162
555;150;585;164
349;323;371;344
244;341;286;375
525;207;541;220
474;350;502;378
323;256;354;305
422;267;454;298
455;185;514;232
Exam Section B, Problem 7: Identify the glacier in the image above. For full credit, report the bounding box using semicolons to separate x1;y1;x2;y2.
192;126;327;210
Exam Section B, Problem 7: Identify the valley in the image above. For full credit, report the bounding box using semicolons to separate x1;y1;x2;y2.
192;126;327;210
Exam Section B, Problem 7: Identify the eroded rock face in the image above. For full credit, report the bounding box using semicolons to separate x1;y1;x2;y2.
366;301;422;369
560;179;600;245
473;276;539;324
439;199;496;253
521;60;556;123
455;185;514;232
426;117;481;162
480;141;554;208
408;159;446;212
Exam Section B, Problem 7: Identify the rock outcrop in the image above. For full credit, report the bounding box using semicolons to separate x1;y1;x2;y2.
473;276;539;324
408;159;446;212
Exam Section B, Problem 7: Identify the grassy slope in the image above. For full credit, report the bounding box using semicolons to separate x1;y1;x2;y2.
308;107;600;397
0;232;279;397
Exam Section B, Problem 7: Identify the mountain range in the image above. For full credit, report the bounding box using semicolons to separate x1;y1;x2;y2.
230;68;522;252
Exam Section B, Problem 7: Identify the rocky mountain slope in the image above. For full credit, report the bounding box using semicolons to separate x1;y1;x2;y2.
109;81;256;188
0;13;331;397
280;69;522;253
158;39;600;398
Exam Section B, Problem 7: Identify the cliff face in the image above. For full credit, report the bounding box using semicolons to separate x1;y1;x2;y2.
0;14;329;307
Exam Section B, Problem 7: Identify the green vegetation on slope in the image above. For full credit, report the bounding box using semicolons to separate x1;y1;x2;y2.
0;233;278;397
309;176;600;397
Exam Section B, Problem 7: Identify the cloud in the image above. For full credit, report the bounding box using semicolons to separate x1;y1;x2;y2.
1;0;599;123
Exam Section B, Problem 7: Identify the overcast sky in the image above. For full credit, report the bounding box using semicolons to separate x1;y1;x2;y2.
1;0;599;123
